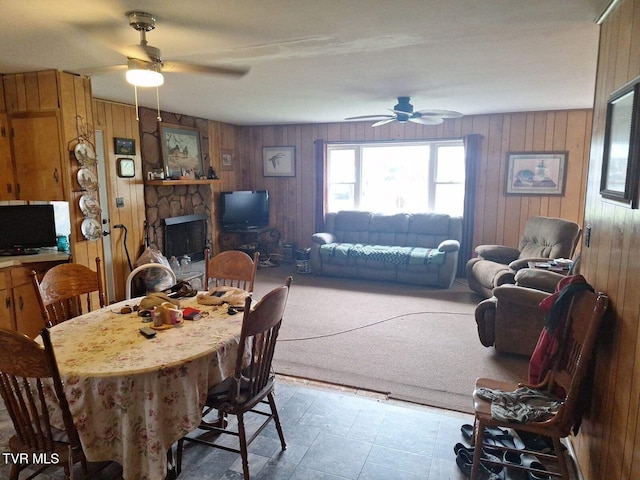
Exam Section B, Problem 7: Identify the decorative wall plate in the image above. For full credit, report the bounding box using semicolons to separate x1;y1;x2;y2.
81;218;102;240
77;168;98;191
74;142;97;166
79;194;101;217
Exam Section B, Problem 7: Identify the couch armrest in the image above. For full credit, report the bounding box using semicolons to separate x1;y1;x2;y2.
514;268;564;293
474;245;520;264
438;239;460;253
475;297;497;347
493;284;550;306
311;232;337;245
508;256;556;271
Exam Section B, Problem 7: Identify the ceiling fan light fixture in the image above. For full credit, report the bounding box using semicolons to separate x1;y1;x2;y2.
126;59;164;87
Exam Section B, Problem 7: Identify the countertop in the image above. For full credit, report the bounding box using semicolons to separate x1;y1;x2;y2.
0;250;71;269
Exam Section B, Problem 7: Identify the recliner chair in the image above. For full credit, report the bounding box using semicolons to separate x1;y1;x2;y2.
466;216;581;298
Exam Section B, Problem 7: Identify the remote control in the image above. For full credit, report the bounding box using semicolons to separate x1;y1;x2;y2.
139;327;157;338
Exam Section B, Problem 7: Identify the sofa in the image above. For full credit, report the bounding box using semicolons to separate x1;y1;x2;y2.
310;211;462;288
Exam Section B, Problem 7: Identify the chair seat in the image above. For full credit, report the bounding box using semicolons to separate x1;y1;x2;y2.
473;377;520;415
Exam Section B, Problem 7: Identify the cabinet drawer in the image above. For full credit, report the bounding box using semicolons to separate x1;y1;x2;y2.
10;266;32;286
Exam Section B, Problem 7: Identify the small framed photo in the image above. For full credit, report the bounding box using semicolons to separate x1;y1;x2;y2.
159;123;204;178
505;152;568;196
600;77;640;207
114;137;136;155
263;146;296;177
220;148;234;171
117;158;135;178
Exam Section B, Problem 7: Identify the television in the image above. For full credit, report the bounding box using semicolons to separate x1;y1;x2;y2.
0;204;58;254
220;190;269;231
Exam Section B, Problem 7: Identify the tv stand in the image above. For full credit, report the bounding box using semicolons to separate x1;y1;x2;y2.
220;227;281;257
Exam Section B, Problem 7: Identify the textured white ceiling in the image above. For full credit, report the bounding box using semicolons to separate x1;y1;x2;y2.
0;0;609;125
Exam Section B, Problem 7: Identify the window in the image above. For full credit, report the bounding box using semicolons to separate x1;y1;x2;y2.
326;140;465;216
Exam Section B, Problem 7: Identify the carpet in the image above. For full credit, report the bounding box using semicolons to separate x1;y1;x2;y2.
254;264;530;414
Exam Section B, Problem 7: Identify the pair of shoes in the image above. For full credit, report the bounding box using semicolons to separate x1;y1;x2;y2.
460;423;525;450
455;453;503;479
455;446;503;476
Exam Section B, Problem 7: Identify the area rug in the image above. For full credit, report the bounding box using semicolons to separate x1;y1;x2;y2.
254;264;530;414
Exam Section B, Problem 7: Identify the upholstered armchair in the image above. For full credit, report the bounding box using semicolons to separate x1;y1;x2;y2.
474;267;567;356
466;216;581;298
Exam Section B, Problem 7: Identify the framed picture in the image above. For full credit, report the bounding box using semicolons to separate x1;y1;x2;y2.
600;77;640;207
159;123;204;178
505;152;568;195
220;148;234;171
263;146;296;177
114;137;136;155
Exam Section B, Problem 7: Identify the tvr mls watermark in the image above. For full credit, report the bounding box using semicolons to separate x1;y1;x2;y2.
2;452;60;465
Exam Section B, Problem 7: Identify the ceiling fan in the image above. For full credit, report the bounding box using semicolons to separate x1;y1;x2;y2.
86;11;249;84
345;96;462;127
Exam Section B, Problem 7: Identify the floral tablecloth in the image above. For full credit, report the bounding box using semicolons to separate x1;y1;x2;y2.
43;296;243;480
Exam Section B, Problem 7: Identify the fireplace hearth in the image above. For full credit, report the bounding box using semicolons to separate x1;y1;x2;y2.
163;213;208;262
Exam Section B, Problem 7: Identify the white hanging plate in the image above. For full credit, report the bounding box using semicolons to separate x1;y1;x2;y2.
79;194;101;217
81;218;102;241
77;168;98;191
74;142;97;166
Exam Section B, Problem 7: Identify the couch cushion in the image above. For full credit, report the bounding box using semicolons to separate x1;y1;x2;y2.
319;243;445;265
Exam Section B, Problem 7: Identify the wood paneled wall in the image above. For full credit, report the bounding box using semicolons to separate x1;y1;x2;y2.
93;99;146;301
575;1;640;479
2;70;104;278
236;110;592;253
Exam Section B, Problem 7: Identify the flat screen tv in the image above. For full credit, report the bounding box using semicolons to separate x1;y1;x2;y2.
0;204;57;253
220;190;269;231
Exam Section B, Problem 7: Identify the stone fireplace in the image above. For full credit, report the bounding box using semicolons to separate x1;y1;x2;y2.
163;213;208;262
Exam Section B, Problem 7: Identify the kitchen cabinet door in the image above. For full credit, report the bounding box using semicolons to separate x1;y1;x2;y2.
11;111;65;201
0;114;15;200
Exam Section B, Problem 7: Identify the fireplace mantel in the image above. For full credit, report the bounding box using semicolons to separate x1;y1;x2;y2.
145;179;220;186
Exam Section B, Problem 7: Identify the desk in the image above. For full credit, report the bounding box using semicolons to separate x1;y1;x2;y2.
44;296;242;480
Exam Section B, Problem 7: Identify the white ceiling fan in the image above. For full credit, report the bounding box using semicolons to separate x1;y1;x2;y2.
345;96;462;127
84;11;250;86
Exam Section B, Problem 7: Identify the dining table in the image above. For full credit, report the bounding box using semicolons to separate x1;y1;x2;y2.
40;294;245;480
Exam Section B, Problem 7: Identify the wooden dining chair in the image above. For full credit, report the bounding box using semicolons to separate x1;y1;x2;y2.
468;289;609;480
204;248;259;292
177;276;293;480
0;327;87;480
31;257;106;328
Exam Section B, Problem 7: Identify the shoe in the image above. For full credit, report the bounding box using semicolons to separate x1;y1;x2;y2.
460;423;525;450
503;450;522;466
456;448;503;475
526;460;552;480
453;442;501;459
456;450;502;480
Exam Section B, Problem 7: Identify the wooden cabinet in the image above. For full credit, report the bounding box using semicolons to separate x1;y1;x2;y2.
0;270;12;331
0;114;14;201
0;256;70;338
10;111;65;201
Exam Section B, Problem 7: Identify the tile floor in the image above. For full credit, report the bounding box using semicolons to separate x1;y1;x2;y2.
177;376;475;480
1;376;478;480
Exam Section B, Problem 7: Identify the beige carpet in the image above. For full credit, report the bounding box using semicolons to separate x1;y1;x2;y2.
254;264;529;414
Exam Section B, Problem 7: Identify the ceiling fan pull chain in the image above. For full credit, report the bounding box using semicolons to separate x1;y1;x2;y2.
134;85;140;121
156;86;162;121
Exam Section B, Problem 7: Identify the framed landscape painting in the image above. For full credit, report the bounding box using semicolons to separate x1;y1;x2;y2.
159;123;204;178
505;152;568;195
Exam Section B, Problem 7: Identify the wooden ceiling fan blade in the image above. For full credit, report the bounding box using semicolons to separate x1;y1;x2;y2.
345;114;394;121
409;116;444;125
372;118;397;127
162;61;249;77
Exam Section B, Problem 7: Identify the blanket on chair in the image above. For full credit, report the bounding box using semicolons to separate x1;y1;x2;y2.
319;243;445;265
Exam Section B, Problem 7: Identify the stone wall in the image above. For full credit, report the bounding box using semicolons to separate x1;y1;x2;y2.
139;107;213;253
